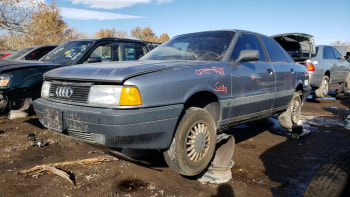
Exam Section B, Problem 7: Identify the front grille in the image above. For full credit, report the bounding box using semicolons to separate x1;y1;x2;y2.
49;82;91;103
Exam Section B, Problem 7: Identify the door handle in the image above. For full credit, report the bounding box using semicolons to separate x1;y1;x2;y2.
290;68;295;73
267;69;273;75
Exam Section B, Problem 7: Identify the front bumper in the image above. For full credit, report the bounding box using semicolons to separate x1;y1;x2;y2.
33;98;183;149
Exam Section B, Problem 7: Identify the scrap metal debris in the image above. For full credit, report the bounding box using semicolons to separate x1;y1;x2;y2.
18;156;119;185
8;110;28;120
291;124;311;140
198;133;235;184
27;133;47;147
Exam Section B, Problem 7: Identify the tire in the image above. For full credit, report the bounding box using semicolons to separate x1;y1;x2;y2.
315;75;330;98
163;107;216;176
278;91;302;129
304;151;350;197
10;98;32;111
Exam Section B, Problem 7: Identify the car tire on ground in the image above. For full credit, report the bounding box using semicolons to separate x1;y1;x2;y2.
304;151;350;197
163;107;216;176
315;75;330;98
10;98;32;111
278;91;302;129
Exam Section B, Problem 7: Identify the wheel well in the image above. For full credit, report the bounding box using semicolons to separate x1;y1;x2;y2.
325;71;330;83
184;92;220;127
296;84;303;101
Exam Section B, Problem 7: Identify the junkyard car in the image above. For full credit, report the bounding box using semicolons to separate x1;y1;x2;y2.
3;45;57;60
0;52;12;59
34;30;311;176
273;33;350;98
0;37;153;112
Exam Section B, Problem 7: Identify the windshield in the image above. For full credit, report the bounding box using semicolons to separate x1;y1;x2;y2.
4;47;34;60
141;31;235;61
40;40;94;65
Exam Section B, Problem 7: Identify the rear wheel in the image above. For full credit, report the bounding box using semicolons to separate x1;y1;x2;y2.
315;75;329;98
278;91;302;129
163;107;216;176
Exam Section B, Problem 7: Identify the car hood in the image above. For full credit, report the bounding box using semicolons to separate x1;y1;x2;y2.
44;60;205;83
272;33;316;55
0;59;60;72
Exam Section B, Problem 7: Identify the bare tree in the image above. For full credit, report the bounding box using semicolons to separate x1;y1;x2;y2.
157;33;170;43
330;41;350;46
0;0;34;49
63;27;87;41
116;30;128;38
94;28;116;38
0;0;32;32
24;1;67;45
130;26;169;43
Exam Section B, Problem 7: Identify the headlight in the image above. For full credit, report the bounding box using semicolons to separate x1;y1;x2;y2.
41;81;51;98
88;85;142;106
0;75;11;87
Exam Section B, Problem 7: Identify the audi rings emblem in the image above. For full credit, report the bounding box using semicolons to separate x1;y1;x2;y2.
55;86;74;98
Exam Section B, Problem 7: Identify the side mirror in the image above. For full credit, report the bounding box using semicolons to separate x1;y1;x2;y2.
87;57;101;63
236;50;259;63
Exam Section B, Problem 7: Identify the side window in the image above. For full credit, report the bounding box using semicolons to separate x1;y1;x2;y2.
89;44;112;62
88;42;147;62
330;47;342;59
260;36;287;62
230;33;267;62
323;47;335;59
122;43;148;60
25;49;42;60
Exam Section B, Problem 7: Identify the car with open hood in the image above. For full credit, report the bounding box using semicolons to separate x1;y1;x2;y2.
0;38;154;112
273;33;350;98
34;30;311;176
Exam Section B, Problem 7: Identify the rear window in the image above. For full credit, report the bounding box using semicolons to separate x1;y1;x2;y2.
330;47;342;59
4;47;34;60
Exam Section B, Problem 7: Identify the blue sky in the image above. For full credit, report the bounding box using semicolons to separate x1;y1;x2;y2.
51;0;349;44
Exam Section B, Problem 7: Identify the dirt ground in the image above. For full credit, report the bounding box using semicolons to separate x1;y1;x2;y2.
1;93;350;197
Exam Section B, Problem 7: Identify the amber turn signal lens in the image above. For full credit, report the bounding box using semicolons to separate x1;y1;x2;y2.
119;87;142;106
0;79;9;87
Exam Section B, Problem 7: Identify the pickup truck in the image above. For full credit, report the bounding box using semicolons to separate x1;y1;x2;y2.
0;37;154;112
272;33;350;98
34;30;311;176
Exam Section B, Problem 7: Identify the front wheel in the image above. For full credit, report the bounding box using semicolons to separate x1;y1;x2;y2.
163;107;216;176
315;75;330;98
278;92;302;129
10;98;32;111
